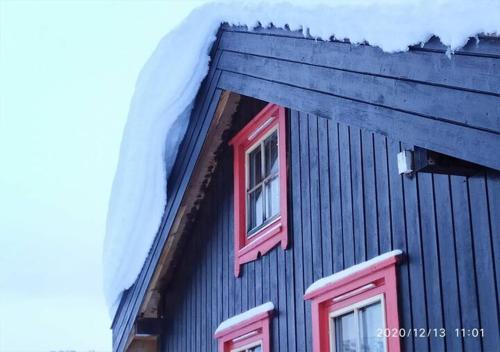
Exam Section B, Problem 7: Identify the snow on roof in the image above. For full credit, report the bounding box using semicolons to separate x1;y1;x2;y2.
305;249;403;296
103;0;500;317
215;302;275;336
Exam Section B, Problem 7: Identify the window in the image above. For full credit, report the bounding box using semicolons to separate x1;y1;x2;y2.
214;302;273;352
229;104;288;277
304;250;403;352
232;342;262;352
330;295;385;352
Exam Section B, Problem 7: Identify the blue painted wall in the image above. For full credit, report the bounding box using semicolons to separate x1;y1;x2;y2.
159;108;499;351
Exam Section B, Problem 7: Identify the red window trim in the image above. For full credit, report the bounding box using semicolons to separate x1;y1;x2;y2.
304;251;403;352
214;305;273;352
229;103;288;277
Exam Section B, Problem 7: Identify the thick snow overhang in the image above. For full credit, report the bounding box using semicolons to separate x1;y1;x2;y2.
109;21;500;351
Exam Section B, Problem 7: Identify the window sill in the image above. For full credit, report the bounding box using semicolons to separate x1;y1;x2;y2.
235;216;287;276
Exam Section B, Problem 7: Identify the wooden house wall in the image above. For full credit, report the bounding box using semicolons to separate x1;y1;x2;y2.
112;26;500;351
160;109;500;352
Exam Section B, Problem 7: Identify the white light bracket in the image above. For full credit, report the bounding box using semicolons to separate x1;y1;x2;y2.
397;150;414;175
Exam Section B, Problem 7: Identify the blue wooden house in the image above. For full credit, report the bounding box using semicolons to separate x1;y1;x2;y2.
111;25;500;352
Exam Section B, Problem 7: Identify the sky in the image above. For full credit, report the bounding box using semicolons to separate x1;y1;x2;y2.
0;1;205;350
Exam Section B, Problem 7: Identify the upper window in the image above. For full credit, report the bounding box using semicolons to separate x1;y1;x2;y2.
304;250;403;352
247;128;280;234
229;104;288;277
214;302;273;352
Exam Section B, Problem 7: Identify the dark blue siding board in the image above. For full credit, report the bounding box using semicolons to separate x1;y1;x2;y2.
285;247;297;352
373;135;392;254
220;168;227;323
203;234;209;351
218;71;500;171
269;249;279;350
299;113;314;286
262;249;270;303
387;139;413;352
241;246;248;312
255;254;263;306
351;126;366;263
212;187;219;351
486;172;500;313
417;173;445;351
224;167;232;321
248;261;256;309
468;175;500;351
217;171;224;327
318;117;334;276
278;248;288;352
339;124;355;268
290;110;307;351
299;112;314;352
308;115;324;281
219;50;500;133
283;110;296;351
403;168;429;352
361;130;379;259
207;203;214;350
219;30;500;95
196;256;201;351
328;120;344;273
434;174;463;352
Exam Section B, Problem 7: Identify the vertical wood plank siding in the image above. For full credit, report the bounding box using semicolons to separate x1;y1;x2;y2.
112;27;500;351
161;111;500;351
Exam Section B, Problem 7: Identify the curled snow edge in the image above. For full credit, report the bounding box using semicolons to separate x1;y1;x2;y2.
103;0;500;317
305;249;403;296
215;302;274;336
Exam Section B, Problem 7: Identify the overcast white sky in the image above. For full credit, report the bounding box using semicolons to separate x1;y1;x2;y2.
0;1;205;350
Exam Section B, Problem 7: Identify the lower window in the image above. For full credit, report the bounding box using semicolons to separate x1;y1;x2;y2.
330;295;385;352
305;250;403;352
231;341;262;352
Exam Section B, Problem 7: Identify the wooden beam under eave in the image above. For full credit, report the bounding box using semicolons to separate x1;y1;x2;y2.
137;91;241;320
126;336;157;352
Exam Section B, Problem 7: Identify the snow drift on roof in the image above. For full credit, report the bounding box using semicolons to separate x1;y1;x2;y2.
103;0;500;317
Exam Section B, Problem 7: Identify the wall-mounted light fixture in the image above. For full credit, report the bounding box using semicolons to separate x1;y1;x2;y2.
397;147;484;177
397;150;414;175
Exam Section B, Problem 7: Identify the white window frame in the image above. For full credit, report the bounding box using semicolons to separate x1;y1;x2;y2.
231;340;263;352
245;126;280;237
329;294;387;352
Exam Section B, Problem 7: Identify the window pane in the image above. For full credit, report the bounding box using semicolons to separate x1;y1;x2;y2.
248;146;262;189
247;187;264;232
334;311;357;352
360;302;384;352
264;130;279;177
248;345;262;352
265;176;280;218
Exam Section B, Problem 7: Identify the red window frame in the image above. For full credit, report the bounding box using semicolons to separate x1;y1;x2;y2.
214;306;273;352
229;103;288;277
304;251;403;352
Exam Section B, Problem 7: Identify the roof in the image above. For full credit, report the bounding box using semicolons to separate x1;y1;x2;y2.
110;21;500;350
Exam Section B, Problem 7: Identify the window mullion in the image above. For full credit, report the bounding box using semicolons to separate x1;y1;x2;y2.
261;141;266;221
356;308;361;352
